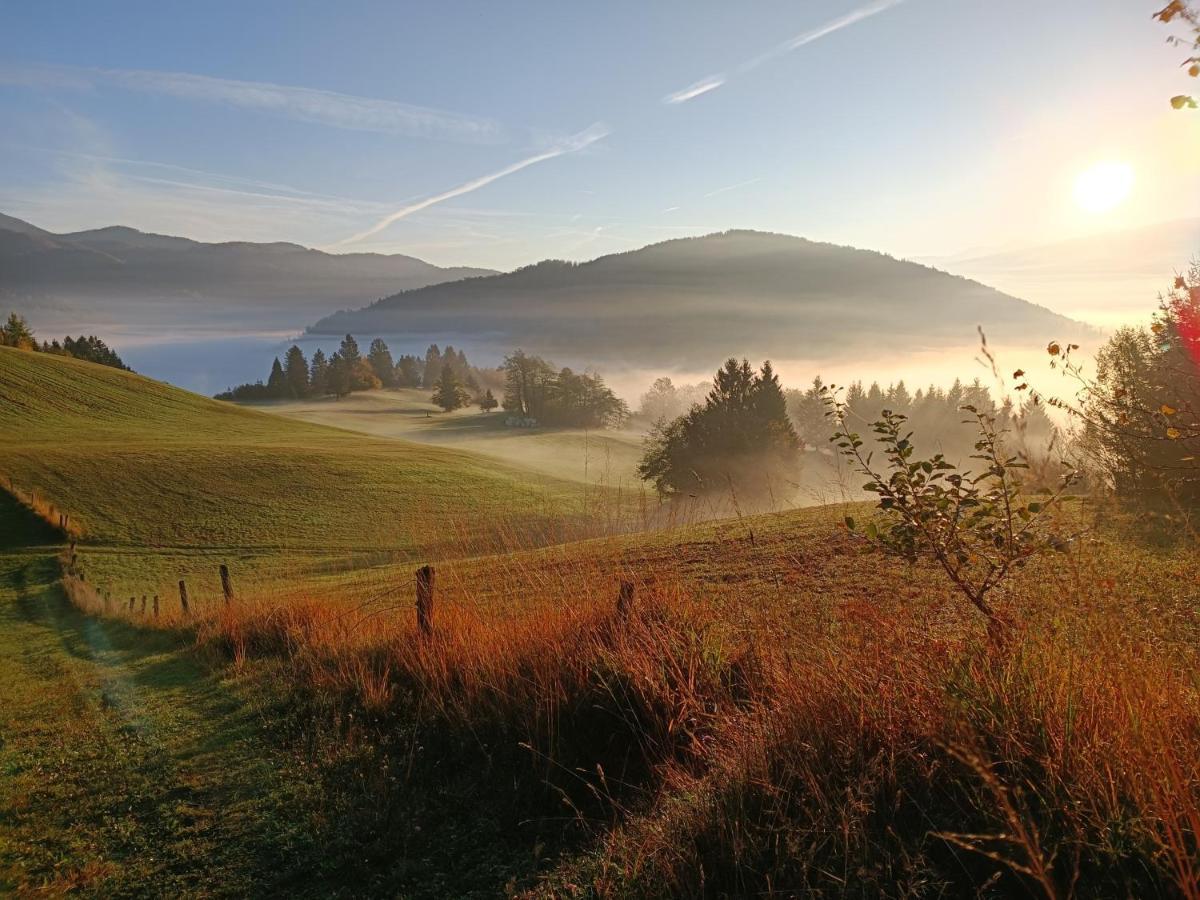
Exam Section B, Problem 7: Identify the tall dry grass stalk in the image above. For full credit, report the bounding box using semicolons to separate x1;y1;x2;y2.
57;498;1200;895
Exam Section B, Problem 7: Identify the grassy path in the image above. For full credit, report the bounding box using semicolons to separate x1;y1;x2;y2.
0;548;337;897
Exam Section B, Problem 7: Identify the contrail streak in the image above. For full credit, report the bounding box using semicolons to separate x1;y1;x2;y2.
664;0;905;103
332;123;609;247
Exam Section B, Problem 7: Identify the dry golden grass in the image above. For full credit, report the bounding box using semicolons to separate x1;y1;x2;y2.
59;497;1200;896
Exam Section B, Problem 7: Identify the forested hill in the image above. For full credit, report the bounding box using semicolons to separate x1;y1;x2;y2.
0;212;495;334
308;230;1093;366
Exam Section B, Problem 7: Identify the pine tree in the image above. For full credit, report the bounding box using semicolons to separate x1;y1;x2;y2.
339;334;362;364
751;360;800;451
367;338;396;387
309;349;329;396
283;345;309;398
266;357;288;398
327;352;351;398
431;362;470;412
423;344;442;388
1;312;35;350
479;388;499;412
395;355;421;388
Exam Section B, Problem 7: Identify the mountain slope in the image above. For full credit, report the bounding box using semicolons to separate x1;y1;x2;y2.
308;230;1092;367
0;346;583;554
0;213;497;335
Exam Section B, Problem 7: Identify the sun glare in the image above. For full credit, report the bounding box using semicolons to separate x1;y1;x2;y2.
1073;161;1135;214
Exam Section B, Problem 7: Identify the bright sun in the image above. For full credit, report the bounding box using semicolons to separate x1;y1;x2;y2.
1073;161;1135;214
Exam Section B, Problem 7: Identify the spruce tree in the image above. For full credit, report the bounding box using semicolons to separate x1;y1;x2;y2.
309;349;329;396
327;352;351;398
283;345;309;398
367;338;396;387
431;362;469;412
339;334;362;364
423;344;442;387
395;355;421;388
267;357;288;399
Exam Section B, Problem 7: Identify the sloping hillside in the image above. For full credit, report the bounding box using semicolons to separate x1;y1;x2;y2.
0;347;586;555
309;230;1093;367
0;212;495;334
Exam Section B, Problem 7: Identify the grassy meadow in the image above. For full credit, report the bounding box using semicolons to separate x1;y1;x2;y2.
5;346;1200;896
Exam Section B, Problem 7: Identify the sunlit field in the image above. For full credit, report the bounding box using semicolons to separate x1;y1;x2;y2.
3;345;1198;895
3;2;1199;894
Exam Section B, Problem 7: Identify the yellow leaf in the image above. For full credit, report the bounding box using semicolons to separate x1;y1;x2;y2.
1167;427;1182;440
1162;404;1178;416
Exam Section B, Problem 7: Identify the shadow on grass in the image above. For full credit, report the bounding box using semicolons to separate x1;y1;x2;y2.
0;489;62;549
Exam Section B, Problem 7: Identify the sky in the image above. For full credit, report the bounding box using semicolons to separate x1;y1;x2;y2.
1;0;1197;296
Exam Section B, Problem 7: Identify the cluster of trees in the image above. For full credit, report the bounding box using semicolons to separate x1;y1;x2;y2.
786;376;1056;460
636;377;711;424
1;312;129;370
1067;266;1200;509
639;359;799;497
215;336;496;403
501;350;629;428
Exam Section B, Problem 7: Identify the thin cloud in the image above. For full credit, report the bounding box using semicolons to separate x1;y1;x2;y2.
703;177;760;199
0;63;504;144
664;75;727;104
664;0;905;103
332;123;610;247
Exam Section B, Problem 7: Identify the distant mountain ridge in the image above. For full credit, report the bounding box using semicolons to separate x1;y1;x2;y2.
0;213;496;335
309;230;1093;366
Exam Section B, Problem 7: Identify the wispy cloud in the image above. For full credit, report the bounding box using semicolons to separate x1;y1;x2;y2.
664;75;727;105
331;123;610;247
0;63;504;143
703;177;760;199
663;0;905;103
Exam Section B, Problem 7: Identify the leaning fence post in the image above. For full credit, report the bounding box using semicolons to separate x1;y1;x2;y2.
179;580;190;616
415;565;435;638
617;580;636;620
219;564;234;604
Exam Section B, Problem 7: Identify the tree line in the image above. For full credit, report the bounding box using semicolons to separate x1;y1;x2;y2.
215;336;496;403
1;312;130;370
635;361;1059;499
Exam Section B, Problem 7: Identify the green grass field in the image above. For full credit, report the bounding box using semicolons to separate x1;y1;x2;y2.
0;347;596;553
7;346;1200;896
256;388;648;488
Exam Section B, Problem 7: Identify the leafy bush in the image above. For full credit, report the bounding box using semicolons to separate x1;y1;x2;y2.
824;388;1076;626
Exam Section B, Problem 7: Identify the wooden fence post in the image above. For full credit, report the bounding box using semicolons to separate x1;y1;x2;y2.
152;595;159;618
128;596;135;612
219;565;234;604
415;565;435;638
617;580;636;620
179;580;189;616
140;595;146;615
